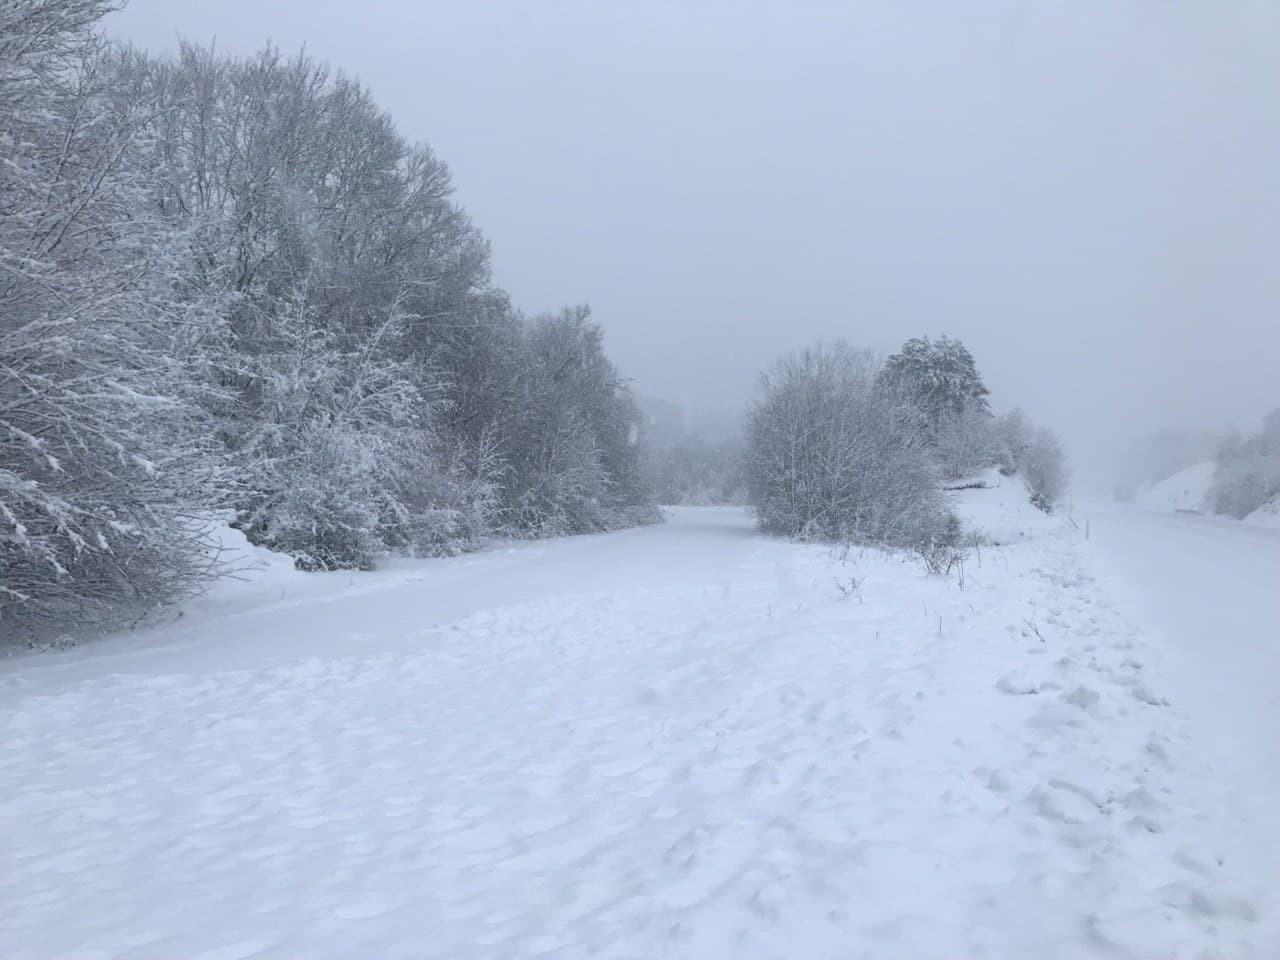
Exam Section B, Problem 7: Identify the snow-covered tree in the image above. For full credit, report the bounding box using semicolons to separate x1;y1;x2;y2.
992;408;1033;476
1021;427;1068;512
1209;409;1280;519
744;343;951;547
501;307;653;535
1;2;220;637
934;405;998;481
131;44;516;565
880;336;991;438
3;12;658;638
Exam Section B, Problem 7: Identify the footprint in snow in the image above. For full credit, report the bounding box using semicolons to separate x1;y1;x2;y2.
1131;684;1169;707
332;900;397;921
995;673;1039;695
1062;685;1101;711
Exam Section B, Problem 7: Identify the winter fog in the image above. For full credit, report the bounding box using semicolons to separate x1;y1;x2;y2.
4;3;1279;959
108;0;1280;487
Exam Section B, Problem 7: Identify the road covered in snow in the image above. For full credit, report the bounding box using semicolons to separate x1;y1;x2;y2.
2;505;1274;958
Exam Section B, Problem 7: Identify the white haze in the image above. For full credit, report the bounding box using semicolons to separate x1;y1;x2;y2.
108;0;1280;488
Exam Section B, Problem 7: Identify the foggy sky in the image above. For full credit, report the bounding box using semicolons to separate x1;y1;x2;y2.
107;1;1280;488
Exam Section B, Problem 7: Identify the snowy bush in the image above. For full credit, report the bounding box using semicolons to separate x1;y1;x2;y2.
989;409;1068;512
934;405;998;481
744;343;952;548
1021;428;1069;512
992;409;1033;476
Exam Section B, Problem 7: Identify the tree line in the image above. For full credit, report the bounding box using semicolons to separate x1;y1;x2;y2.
2;1;653;640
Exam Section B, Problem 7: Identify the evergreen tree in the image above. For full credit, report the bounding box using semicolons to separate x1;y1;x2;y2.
880;336;991;436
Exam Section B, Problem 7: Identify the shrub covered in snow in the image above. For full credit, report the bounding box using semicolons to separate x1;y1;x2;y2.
744;343;953;548
1020;427;1069;512
933;405;999;481
988;408;1068;512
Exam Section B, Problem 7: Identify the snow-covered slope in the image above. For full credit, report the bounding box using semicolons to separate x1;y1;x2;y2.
1135;461;1215;513
1244;496;1280;530
1;508;1272;958
949;468;1064;544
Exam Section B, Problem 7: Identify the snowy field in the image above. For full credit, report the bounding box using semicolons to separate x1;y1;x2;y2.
2;505;1276;959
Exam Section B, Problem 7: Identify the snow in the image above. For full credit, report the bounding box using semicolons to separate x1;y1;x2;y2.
1084;504;1280;938
2;507;1273;958
1244;497;1280;530
1128;459;1280;531
204;514;305;592
948;467;1064;544
1134;460;1216;513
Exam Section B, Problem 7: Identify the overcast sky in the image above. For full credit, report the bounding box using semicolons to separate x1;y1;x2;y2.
107;1;1280;487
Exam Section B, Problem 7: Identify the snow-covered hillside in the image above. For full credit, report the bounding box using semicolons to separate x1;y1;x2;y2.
2;507;1272;959
949;468;1064;544
1129;461;1280;531
1244;497;1280;530
1134;461;1215;513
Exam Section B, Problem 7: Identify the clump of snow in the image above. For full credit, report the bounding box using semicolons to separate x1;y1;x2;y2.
1135;461;1215;513
194;514;306;607
207;515;300;578
949;468;1065;544
79;514;321;641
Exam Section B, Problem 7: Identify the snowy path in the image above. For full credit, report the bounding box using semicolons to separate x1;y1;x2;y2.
1085;505;1280;945
2;508;1272;958
1086;507;1280;784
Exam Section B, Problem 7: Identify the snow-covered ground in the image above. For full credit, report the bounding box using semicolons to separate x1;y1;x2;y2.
1084;505;1280;931
949;468;1060;544
2;506;1274;958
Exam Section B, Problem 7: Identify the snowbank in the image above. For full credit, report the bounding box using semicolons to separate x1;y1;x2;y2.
185;515;309;614
1135;461;1215;513
206;516;300;582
